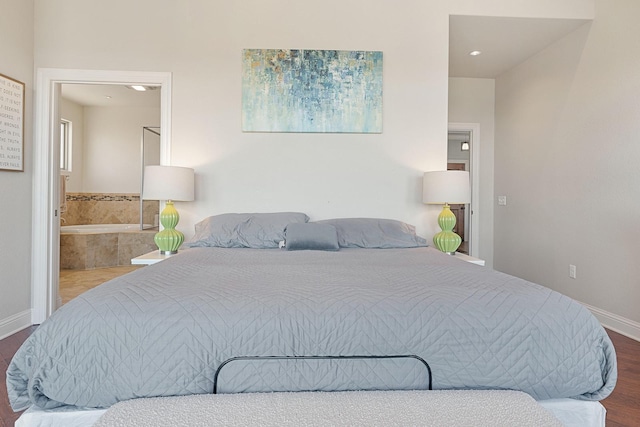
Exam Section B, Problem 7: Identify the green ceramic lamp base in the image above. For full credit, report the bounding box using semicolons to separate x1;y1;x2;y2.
154;200;184;254
433;203;462;255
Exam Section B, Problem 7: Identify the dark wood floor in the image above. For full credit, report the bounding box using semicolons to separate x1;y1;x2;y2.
602;330;640;427
0;326;37;427
1;327;638;426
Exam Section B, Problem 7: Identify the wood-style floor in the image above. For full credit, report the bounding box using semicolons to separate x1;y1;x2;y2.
603;329;640;427
59;266;142;304
1;267;639;426
1;325;38;427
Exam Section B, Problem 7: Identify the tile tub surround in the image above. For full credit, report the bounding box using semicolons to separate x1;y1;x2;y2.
60;229;157;270
61;193;159;226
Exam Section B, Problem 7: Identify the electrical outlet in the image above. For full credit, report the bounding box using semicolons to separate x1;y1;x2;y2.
569;264;577;279
498;196;507;206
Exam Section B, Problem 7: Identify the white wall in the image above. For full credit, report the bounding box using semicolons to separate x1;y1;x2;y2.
5;0;596;331
495;0;640;338
34;0;456;240
59;100;160;193
0;0;33;338
82;106;160;193
33;0;592;241
448;78;495;267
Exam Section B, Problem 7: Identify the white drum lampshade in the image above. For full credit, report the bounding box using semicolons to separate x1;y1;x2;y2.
143;165;195;254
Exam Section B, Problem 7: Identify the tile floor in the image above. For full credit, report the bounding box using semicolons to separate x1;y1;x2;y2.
59;266;143;304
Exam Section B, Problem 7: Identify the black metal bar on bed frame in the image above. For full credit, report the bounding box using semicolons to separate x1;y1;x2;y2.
213;355;432;394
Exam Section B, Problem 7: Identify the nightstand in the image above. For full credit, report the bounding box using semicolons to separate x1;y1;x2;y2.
453;252;485;266
131;250;175;265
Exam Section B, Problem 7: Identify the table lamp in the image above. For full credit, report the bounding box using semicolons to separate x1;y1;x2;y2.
142;165;195;254
422;170;471;255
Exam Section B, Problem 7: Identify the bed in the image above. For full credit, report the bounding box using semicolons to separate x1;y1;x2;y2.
7;214;616;425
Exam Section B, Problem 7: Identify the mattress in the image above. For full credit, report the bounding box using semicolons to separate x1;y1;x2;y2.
7;247;616;411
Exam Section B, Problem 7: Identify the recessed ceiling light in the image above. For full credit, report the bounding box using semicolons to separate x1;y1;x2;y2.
469;50;482;56
126;85;160;92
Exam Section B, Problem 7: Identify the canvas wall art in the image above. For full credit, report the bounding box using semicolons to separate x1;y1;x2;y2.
242;49;383;133
0;73;25;171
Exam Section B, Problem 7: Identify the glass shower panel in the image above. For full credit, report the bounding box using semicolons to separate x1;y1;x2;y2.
140;127;161;229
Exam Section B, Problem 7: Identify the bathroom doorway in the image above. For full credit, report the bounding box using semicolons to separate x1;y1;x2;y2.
32;69;172;323
57;83;161;304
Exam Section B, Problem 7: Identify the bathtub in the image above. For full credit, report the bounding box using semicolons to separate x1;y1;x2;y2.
60;224;151;234
60;224;157;270
61;224;150;234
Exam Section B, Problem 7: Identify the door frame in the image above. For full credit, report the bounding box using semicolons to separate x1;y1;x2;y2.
448;122;480;257
32;68;172;324
446;161;470;243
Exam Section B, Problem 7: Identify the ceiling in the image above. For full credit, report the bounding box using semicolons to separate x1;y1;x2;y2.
61;84;161;107
60;16;589;106
449;15;589;78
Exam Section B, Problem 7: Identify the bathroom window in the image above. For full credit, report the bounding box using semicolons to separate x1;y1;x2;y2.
60;119;72;172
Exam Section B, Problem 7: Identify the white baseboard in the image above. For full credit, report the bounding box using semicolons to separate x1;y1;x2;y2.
582;302;640;342
0;309;33;340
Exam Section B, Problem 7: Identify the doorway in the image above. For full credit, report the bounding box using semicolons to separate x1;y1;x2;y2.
448;123;480;257
57;84;162;304
32;69;172;323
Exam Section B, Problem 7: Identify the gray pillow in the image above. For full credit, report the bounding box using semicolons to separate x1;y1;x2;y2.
314;218;428;249
184;212;309;249
284;223;339;251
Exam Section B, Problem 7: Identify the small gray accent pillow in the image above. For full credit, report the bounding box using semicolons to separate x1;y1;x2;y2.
184;212;309;249
315;218;428;249
284;223;339;251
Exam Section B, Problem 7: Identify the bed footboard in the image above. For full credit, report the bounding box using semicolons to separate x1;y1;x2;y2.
213;355;432;394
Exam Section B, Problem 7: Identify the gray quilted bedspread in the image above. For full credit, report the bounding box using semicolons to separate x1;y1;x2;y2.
7;247;616;411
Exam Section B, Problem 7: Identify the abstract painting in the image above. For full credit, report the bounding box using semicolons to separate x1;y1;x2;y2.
242;49;383;133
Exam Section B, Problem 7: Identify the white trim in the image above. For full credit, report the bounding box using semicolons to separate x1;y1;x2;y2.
448;123;480;257
32;69;172;324
0;310;32;340
582;302;640;342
